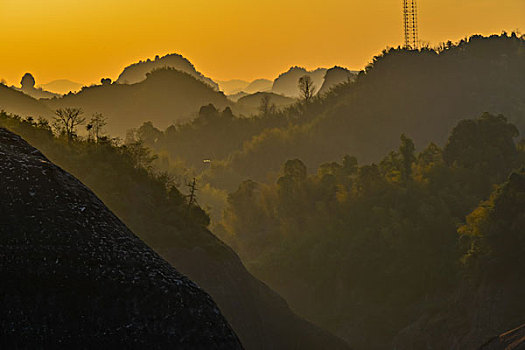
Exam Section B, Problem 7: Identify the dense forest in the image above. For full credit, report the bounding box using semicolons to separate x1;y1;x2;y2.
217;113;525;348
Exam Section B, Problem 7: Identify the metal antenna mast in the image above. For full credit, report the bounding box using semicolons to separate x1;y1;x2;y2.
403;0;419;49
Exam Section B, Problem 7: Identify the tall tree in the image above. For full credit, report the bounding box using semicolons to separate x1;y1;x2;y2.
399;134;416;183
52;108;85;143
298;75;316;102
86;113;107;142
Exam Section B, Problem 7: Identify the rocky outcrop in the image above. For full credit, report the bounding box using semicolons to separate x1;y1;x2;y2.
318;67;355;95
115;53;218;89
0;128;242;348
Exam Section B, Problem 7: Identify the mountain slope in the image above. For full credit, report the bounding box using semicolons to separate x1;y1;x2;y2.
272;67;327;97
0;127;241;349
44;68;230;135
318;66;355;95
0;112;351;350
116;53;218;89
0;84;53;118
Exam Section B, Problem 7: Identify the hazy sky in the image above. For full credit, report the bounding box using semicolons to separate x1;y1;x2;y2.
0;0;523;85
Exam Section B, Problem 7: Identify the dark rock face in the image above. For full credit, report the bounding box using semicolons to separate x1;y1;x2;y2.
480;324;525;350
0;128;242;349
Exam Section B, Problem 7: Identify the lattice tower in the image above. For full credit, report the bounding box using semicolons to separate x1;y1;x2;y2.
403;0;419;49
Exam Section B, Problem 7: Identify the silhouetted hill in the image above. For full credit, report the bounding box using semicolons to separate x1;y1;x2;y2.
13;73;60;100
0;112;351;350
219;79;250;95
38;79;83;94
227;91;249;102
233;92;296;116
318;66;355;95
244;79;273;93
116;53;218;89
272;67;327;97
0;84;53;118
44;68;230;135
0;127;241;349
226;34;525;183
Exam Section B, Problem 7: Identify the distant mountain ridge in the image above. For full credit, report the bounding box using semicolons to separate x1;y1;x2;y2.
233;91;295;116
272;67;327;97
218;79;250;95
38;79;83;95
44;68;230;135
116;53;219;89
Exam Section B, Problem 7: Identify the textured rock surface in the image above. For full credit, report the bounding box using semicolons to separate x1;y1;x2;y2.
480;324;525;350
0;128;242;349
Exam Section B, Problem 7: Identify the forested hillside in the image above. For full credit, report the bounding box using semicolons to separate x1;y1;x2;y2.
217;113;525;348
137;34;525;195
223;34;525;183
44;68;230;135
0;111;350;350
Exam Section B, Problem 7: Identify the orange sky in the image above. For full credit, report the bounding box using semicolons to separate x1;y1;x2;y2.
0;0;523;86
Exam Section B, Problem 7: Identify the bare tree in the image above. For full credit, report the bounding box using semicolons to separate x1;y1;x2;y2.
186;177;198;214
298;75;316;103
86;113;107;142
258;94;276;116
52;108;85;142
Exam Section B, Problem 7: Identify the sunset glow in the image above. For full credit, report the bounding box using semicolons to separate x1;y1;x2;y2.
1;0;524;85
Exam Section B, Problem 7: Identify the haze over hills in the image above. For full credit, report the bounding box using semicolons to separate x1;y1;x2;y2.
38;79;83;95
116;53;219;89
220;34;525;184
218;79;250;95
44;68;230;135
244;79;273;94
219;79;273;96
0;83;53;118
0;53;358;134
233;92;296;116
272;67;328;97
